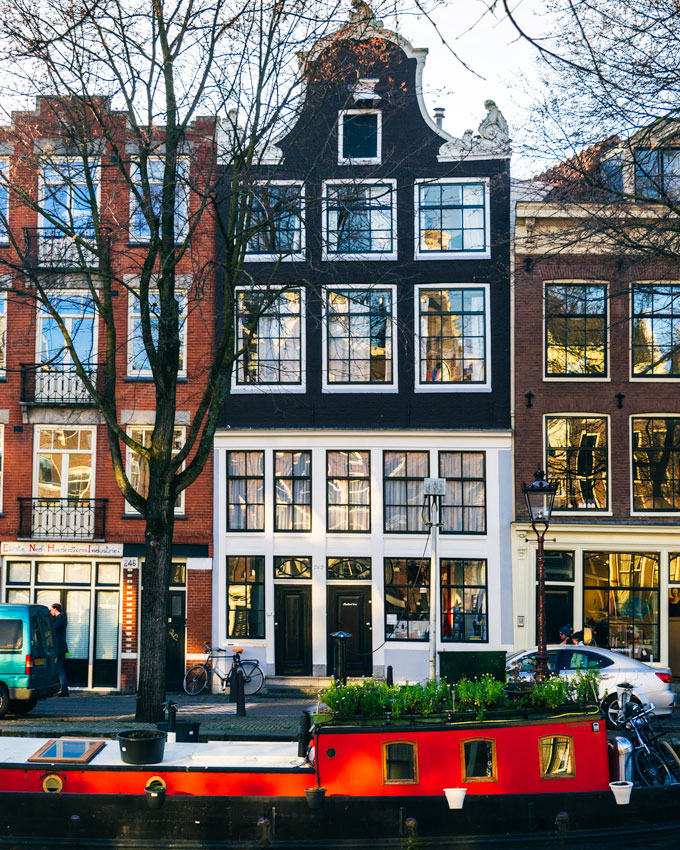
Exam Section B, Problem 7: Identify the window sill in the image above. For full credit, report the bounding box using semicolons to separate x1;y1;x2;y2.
123;376;188;383
122;513;187;520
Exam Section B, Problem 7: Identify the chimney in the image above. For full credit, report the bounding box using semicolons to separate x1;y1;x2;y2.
433;107;445;128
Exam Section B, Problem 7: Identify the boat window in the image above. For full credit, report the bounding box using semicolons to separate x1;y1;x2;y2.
0;619;22;652
383;741;418;784
539;735;575;779
28;738;107;764
461;738;497;781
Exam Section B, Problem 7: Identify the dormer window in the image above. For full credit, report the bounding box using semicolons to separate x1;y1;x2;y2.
338;110;381;164
634;148;680;201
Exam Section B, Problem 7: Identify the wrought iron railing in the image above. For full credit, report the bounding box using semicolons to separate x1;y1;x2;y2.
18;498;107;539
23;226;111;271
20;364;98;405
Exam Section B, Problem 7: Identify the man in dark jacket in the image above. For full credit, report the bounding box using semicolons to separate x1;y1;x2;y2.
50;603;69;696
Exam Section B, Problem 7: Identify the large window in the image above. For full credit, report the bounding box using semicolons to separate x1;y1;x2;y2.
244;182;304;258
417;287;487;385
545;283;607;377
439;451;486;533
0;159;7;240
274;451;311;532
324;181;395;257
385;558;429;641
131;159;188;242
235;289;303;386
226;451;264;531
35;427;94;501
227;556;265;638
338;111;381;164
42;161;98;235
632;417;680;511
325;288;393;386
128;289;187;377
583;551;659;662
546;416;608;511
416;181;487;255
127;427;185;514
441;559;487;642
384;451;429;533
327;451;370;532
634;149;680;201
632;284;680;377
38;293;96;367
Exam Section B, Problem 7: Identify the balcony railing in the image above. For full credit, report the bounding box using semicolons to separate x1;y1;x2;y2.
18;498;108;540
23;226;111;271
21;364;98;406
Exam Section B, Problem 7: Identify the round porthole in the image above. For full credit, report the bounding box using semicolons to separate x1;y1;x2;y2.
326;748;336;758
42;773;64;793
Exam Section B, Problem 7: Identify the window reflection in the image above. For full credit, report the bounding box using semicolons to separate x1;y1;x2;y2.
546;417;608;510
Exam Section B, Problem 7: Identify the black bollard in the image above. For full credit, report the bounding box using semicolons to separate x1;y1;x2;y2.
297;711;312;759
162;699;178;734
235;668;246;716
330;630;351;685
386;665;394;686
68;814;81;842
229;659;238;703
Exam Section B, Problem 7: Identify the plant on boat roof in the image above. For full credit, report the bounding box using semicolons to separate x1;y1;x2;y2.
568;670;601;707
456;675;507;720
526;675;570;710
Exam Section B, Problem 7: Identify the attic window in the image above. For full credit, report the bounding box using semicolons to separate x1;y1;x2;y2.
634;148;680;201
339;110;381;164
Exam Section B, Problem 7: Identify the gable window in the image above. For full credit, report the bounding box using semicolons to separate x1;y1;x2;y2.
325;288;394;387
439;451;486;533
324;181;396;259
441;559;487;642
131;159;188;242
226;451;264;531
545;283;607;377
338;110;381;164
385;558;429;640
546;416;608;511
416;180;488;257
234;289;303;388
384;451;429;532
417;286;488;387
327;450;370;532
227;556;264;638
632;417;680;510
539;736;575;778
382;741;418;784
126;426;185;515
632;284;680;376
244;182;304;259
274;451;311;532
461;739;496;782
128;288;187;377
634;149;680;201
0;159;8;241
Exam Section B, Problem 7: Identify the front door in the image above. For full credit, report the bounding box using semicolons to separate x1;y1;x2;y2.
274;585;312;676
166;590;186;690
326;586;372;677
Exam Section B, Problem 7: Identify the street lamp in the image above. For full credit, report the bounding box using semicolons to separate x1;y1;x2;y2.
521;467;558;682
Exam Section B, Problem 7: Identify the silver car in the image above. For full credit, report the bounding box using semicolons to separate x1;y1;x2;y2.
506;645;676;727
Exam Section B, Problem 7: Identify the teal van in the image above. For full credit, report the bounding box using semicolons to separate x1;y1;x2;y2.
0;604;60;717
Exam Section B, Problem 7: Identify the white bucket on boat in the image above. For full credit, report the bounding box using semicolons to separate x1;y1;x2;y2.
443;787;467;809
609;780;633;805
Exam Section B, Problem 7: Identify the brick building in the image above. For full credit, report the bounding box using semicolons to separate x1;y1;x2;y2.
0;97;214;693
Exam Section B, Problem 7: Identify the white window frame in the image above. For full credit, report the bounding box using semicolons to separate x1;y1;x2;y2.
231;286;306;394
629;280;680;382
39;158;100;233
129;157;189;244
125;425;186;515
243;180;305;263
414;283;491;392
322;179;397;261
126;280;188;378
338;109;382;166
0;158;8;244
414;178;491;261
32;425;97;501
630;414;680;516
322;283;398;393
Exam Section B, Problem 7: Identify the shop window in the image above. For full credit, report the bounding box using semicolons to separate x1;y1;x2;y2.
539;736;575;778
327;558;371;580
274;557;312;579
632;417;680;510
384;451;429;533
632;284;680;377
235;289;303;386
417;182;487;254
461;738;496;781
226;451;264;531
274;451;311;532
227;556;265;639
439;451;486;533
384;558;429;641
546;416;608;510
382;741;418;784
338;111;381;164
327;450;370;531
6;561;29;584
545;283;607;377
441;559;487;642
97;563;120;585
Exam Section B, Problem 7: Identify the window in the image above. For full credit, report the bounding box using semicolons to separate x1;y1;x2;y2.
128;289;187;377
632;417;680;511
546;416;608;510
461;739;496;782
632;284;680;376
38;293;96;367
583;551;659;662
561;649;613;671
416;181;488;255
384;558;429;641
244;183;304;258
28;738;106;764
274;557;311;579
338;110;381;164
382;741;417;784
126;427;185;514
327;451;370;531
441;559;487;642
327;558;371;580
227;556;265;638
0;159;7;241
274;451;311;532
0;291;5;373
234;289;303;387
226;451;264;531
539;736;575;778
35;427;94;501
131;159;188;242
0;424;3;512
324;181;396;258
417;287;488;386
325;288;394;387
545;283;607;377
0;619;22;652
539;551;575;644
439;451;486;533
634;149;680;201
42;161;98;235
384;451;429;532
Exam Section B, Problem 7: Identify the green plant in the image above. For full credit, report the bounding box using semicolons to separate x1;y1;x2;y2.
569;670;601;707
528;676;570;710
454;675;507;720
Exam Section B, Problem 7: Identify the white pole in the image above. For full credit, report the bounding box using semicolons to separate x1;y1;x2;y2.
428;495;439;681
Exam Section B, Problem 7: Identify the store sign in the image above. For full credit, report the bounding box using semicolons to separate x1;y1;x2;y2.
0;541;124;557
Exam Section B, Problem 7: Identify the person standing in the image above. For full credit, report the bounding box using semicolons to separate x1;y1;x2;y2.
50;603;69;696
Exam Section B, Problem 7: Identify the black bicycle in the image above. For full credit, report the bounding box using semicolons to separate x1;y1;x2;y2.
615;685;680;786
183;643;265;697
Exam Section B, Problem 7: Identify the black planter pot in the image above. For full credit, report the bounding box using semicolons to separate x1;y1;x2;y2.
305;787;326;810
117;730;167;765
144;779;166;810
157;721;201;742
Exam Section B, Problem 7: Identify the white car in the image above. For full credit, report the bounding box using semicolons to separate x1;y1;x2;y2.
506;645;676;726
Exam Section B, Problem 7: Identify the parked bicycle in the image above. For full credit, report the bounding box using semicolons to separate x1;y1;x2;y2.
183;643;265;697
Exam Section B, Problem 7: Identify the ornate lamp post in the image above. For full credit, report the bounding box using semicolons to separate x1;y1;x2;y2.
521;468;558;682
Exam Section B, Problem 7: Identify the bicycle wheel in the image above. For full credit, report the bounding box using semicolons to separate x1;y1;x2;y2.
184;665;210;696
658;739;680;782
240;661;264;696
634;747;672;786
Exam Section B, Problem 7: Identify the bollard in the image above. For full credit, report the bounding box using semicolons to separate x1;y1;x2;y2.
330;630;351;685
68;814;82;842
229;659;238;703
162;699;178;743
386;665;394;687
235;668;246;716
297;711;312;759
